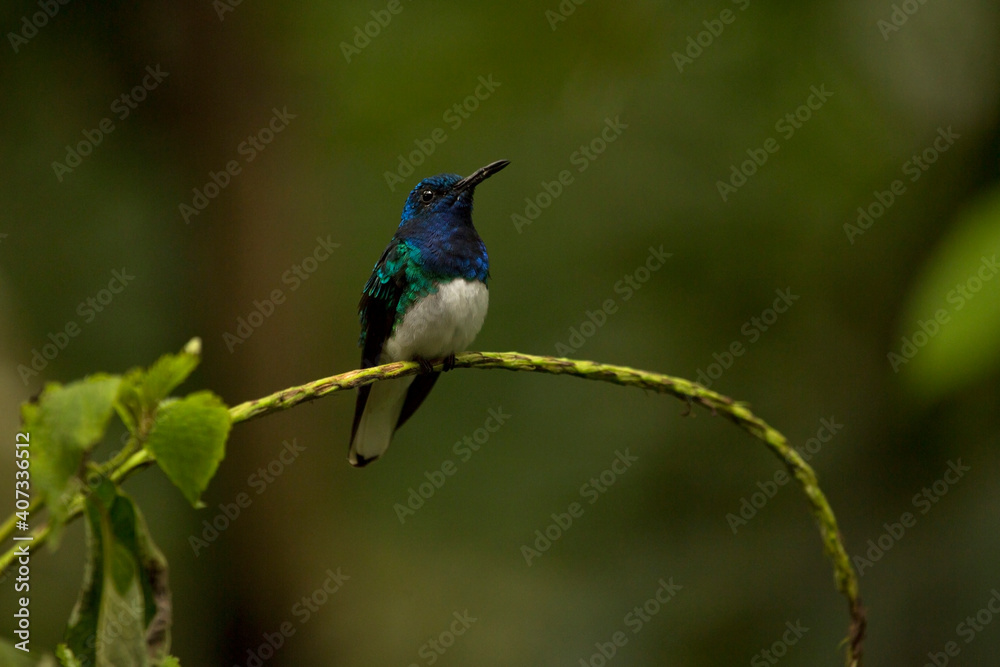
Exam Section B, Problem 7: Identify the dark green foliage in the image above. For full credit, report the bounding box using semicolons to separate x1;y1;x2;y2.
144;392;231;508
11;341;215;666
21;376;121;537
62;481;170;666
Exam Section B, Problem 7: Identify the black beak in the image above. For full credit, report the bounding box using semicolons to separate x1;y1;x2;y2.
454;159;510;192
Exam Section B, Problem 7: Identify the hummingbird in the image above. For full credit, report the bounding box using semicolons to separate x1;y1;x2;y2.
349;159;510;466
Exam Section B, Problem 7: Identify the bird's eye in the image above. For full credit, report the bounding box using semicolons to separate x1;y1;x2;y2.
420;190;434;203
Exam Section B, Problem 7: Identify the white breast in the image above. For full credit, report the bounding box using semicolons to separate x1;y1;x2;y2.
382;279;489;362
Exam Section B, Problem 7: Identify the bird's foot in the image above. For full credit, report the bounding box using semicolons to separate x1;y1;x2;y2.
414;356;435;373
442;353;457;372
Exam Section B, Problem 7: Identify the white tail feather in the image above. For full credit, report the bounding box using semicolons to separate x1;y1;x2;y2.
349;376;415;466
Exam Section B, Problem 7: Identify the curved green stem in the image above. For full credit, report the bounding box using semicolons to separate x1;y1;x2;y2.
0;351;864;665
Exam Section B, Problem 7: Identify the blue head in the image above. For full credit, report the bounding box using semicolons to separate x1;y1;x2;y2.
395;160;508;282
400;160;510;228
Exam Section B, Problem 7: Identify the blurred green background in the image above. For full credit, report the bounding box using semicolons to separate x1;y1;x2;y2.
3;1;1000;665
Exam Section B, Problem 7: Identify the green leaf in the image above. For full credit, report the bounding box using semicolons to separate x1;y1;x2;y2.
110;541;137;594
21;375;121;529
96;556;147;667
144;391;231;507
55;644;82;667
131;499;172;663
115;338;203;437
113;368;146;437
64;481;171;667
141;339;202;408
896;188;1000;399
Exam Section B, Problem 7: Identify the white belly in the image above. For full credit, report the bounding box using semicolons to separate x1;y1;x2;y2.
382;279;489;361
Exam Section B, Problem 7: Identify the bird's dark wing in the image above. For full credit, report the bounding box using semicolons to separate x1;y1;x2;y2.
358;241;408;365
396;372;439;430
350;241;409;444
